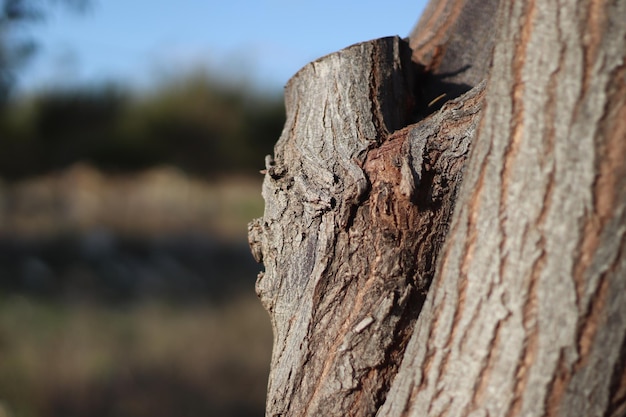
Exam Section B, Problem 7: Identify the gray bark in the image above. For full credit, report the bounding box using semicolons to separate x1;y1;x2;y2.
381;1;626;416
249;1;626;416
408;0;500;88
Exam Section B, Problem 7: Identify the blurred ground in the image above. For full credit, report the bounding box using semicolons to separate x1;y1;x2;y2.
0;295;271;417
0;164;272;417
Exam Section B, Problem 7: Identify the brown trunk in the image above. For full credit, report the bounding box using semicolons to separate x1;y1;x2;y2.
249;1;626;416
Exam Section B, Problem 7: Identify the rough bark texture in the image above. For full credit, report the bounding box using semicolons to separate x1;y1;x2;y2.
249;1;626;416
408;0;500;87
380;1;626;416
248;36;484;416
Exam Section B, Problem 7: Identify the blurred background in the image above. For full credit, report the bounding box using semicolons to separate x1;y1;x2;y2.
0;1;425;416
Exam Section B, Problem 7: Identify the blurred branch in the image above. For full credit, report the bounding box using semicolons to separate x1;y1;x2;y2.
0;0;91;103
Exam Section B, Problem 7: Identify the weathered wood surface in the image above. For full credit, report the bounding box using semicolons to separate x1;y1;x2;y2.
249;0;626;416
248;36;484;416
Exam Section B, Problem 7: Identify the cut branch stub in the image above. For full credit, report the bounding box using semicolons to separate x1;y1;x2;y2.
248;36;484;416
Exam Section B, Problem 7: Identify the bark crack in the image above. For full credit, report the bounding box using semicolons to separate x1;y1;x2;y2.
470;315;508;411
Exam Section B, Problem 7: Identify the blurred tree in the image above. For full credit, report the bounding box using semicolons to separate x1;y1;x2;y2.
0;1;285;179
0;72;284;179
33;84;128;170
0;0;89;103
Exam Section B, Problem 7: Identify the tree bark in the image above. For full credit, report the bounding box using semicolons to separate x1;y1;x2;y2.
249;1;626;416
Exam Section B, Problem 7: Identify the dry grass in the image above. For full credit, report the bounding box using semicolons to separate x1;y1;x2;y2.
0;163;264;240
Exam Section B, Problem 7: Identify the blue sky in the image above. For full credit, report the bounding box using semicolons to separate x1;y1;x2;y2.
18;0;427;93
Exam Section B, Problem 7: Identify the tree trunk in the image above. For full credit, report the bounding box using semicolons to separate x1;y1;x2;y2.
248;1;626;416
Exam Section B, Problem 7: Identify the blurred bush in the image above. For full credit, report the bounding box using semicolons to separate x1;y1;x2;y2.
0;71;284;179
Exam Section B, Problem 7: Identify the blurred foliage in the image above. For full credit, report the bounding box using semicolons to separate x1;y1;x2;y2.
0;71;285;179
0;0;90;102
